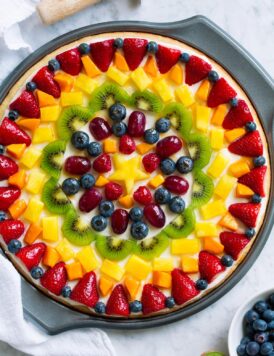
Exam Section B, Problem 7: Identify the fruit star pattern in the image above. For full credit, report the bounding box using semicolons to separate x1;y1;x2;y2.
0;35;268;318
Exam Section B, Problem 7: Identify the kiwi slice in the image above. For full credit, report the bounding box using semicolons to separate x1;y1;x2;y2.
42;178;72;215
130;90;164;113
57;106;92;141
89;82;130;111
40;140;66;179
190;170;214;208
186;133;212;169
95;235;135;261
62;209;97;246
164;208;196;239
133;231;169;261
162;102;192;139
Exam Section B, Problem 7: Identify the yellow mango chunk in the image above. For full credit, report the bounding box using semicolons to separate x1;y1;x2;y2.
54;73;74;92
40;105;60;122
42;216;59;242
195;79;211;102
175;85;194;107
153;258;173;272
76;246;99;272
195;222;218;238
24;223;42;245
171;238;200;255
207;153;229;178
214;174;237;200
224;128;246;143
6;143;26;159
154;79;173;102
118;195;134;209
66;262;83;281
103;138;117;153
211;104;227;126
169;64;183;85
60;92;83;107
124;275;140;300
95;175;109;187
101;260;124;281
17;118;40;132
81;55;101;78
200;200;227;220
8;199;27;219
74;73;98;94
181;256;198;273
37;90;56;107
218;212;238;231
229;159;250;178
236;183;254;198
210;128;224;150
56;238;74;261
32;126;55;143
125;255;151;281
195;104;212;132
8;170;26;189
153;271;171;289
143;55;158;77
107;66;129;86
24;198;44;223
42;246;60;267
114;52;129;72
148;174;165;189
131;67;151;91
20;147;42;168
204;237;224;254
25;169;46;194
136;142;154;155
99;276;114;297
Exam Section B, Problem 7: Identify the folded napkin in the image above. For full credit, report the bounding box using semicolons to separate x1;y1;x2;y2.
0;254;116;356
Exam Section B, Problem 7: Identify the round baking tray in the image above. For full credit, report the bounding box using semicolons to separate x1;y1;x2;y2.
0;16;273;333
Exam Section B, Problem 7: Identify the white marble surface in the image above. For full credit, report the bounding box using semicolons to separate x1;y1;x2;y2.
0;0;273;355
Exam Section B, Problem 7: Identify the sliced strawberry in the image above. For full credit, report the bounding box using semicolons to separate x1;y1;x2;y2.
220;232;250;260
238;166;267;197
155;45;181;74
16;242;46;271
171;268;199;305
0;219;24;244
9;91;40;118
0;155;18;180
228;131;263;157
105;182;123;201
222;99;253;129
133;186;153;205
56;48;82;76
106;284;129;316
185;55;212;85
142;153;160;173
40;262;67;295
207;78;237;108
90;39;115;72
123;38;148;71
0;118;31;146
199;251;225;283
229;203;260;227
141;284;166;315
119;135;136;154
32;66;60;98
0;186;21;211
93;153;112;173
70;271;99;307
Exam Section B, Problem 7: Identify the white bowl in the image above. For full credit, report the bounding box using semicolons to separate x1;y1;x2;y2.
228;288;274;355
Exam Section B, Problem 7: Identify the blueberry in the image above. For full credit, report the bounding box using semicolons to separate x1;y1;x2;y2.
165;296;176;308
236;344;246;355
0;145;4;154
168;196;185;213
208;70;219;82
99;200;114;218
130;300;142;313
154;187;171;205
62;178;80;195
147;41;158;53
78;43;90;55
268;321;274;330
254;156;266;167
48;59;60;72
246;341;260;355
0;211;6;221
230;97;239;107
241;336;251;345
252;194;262;203
196;279;208;290
254;301;269;314
129;207;143;222
71;131;89;149
144;128;159;144
246;322;255;338
80;173;95;189
131;221;149;240
30;266;44;279
26;81;37;92
261;342;273;355
160;158;176;175
221;254;233;267
264;310;274;322
246;228;255;239
91;215;107;232
253;319;268;331
114;38;123;49
94;301;106;314
87;141;102;157
269;294;274;307
176;156;194;174
254;332;269;344
8;110;19;121
61;286;72;298
112;122;127;137
8;239;22;253
245;309;259;323
108;103;126;122
245;121;257;132
180;52;190;63
155;117;170;133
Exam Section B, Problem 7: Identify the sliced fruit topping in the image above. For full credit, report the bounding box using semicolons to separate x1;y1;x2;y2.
40;140;66;179
164;207;195;239
119;135;136;154
207;78;237;108
219;232;250;260
0;186;21;211
123;38;148;70
42;178;72;215
111;209;129;234
164;175;189;195
142;153;160;173
191;170;214;208
64;156;91;175
106;284;129;316
93;153;112;173
133;231;169;261
156;135;182;158
96;236;135;261
229;203;260;228
0;219;24;244
186;133;212;169
155;45;181;74
0;118;31;146
133;186;153;205
105;181;123;201
40;262;67;295
162;102;192;139
222;99;253;129
79;187;102;212
228;131;263;157
141;284;166;315
90;39;115;72
171;268;199;305
127;111;146;137
144;203;166;228
32;66;60;98
238;166;266;197
56;48;82;75
199;251;225;283
0;155;18;180
185;55;212;86
130;90;163;113
9;91;40;118
70;271;99;307
16;242;46;271
89;117;112;141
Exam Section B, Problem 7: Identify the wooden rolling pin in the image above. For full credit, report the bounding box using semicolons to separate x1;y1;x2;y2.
37;0;102;25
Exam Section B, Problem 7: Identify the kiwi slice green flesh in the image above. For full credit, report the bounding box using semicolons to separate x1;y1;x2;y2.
95;235;135;261
62;209;97;246
41;178;72;215
162;102;192;139
40;140;66;179
57;106;92;141
130;90;163;113
190;170;214;208
164;208;196;239
186;133;212;169
133;231;169;261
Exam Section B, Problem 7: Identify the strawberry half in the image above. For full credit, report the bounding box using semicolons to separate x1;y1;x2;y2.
40;262;67;295
0;186;21;211
32;66;60;98
0;154;18;180
119;135;136;154
133;186;153;205
228;131;263;157
207;78;237;108
123;38;148;71
141;284;166;315
9;91;40;118
229;203;261;228
222;99;253;129
142;153;160;173
93;153;112;173
171;268;199;305
16;242;46;271
155;45;181;74
56;48;82;76
220;232;250;260
199;251;225;283
0;118;31;146
185;55;212;85
70;271;99;307
238;166;267;197
106;284;129;316
105;182;123;201
0;219;24;244
90;39;115;72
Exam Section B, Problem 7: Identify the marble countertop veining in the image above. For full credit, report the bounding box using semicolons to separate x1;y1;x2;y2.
0;0;273;355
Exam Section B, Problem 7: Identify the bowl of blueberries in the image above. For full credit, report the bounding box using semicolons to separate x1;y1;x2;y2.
229;289;274;355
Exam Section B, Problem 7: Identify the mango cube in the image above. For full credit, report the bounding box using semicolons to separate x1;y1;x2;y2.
181;256;198;273
66;262;83;281
218;212;238;231
154;79;173;102
195;222;218;238
75;246;99;272
236;183;254;198
144;55;158;77
210;128;224;150
8;170;26;189
25;169;46;194
24;198;44;223
204;237;224;254
40;105;60;122
54;73;74;92
42;216;59;242
101;260;124;281
17;118;40;132
200;199;226;220
74;73;98;94
42;246;60;267
107;67;129;86
195;104;212;132
153;258;173;272
124;275;140;299
95;175;109;187
136;143;154;155
175;85;194;107
114;52;129;72
118;195;134;209
153;271;171;289
24;223;42;245
56;238;74;261
171;238;200;255
195;79;211;102
125;255;151;280
207;153;229;178
148;174;165;189
224;128;246;143
169;64;183;85
32;126;55;143
99;276;114;297
60;92;83;107
37;90;56;107
20;147;42;168
214;174;237;200
81;55;101;78
229;160;250;178
6;143;26;159
8;199;27;219
103;138;117;153
211;104;227;126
